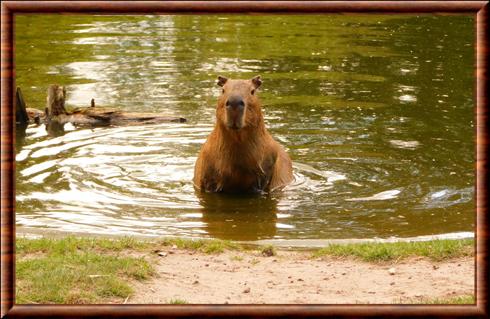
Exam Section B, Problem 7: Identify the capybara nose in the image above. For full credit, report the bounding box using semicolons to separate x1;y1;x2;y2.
226;96;245;111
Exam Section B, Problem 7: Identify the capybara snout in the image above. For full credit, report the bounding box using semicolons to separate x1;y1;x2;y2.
194;75;294;193
225;95;245;129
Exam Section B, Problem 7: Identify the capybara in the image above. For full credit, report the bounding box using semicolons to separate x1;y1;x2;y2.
193;75;294;194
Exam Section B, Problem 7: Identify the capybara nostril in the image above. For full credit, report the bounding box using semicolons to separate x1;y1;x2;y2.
226;96;245;110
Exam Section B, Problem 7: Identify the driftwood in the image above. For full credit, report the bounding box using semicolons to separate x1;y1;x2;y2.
17;85;187;130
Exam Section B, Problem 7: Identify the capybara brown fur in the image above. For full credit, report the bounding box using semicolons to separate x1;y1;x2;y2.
193;75;294;194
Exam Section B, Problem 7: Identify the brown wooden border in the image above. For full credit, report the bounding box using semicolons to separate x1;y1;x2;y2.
1;1;488;318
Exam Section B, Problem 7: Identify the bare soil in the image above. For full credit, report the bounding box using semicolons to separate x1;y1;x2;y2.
129;249;474;304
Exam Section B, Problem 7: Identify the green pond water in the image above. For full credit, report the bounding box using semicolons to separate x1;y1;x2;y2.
14;14;475;242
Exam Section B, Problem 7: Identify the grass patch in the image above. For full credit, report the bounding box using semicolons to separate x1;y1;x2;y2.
400;294;475;304
230;255;244;262
168;298;189;304
312;239;474;262
250;258;260;265
158;238;241;254
16;236;154;304
16;236;151;256
17;236;242;256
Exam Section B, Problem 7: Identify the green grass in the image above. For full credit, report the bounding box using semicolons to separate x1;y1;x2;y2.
158;237;241;254
312;239;474;262
250;258;260;265
230;255;244;262
400;294;475;304
168;298;189;304
17;236;242;256
16;236;154;304
16;236;150;255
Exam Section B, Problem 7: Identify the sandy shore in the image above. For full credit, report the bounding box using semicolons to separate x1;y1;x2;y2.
129;249;473;304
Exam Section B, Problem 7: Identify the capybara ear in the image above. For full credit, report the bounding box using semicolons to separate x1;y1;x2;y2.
217;76;228;87
251;75;262;89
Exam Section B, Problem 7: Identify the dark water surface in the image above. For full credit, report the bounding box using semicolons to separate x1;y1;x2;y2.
15;15;475;242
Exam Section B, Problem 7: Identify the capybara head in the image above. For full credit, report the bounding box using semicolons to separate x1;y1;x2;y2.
216;75;263;130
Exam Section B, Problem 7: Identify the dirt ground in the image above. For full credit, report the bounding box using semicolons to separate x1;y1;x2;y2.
129;249;474;304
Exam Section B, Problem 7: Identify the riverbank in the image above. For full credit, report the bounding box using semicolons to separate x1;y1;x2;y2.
16;236;474;304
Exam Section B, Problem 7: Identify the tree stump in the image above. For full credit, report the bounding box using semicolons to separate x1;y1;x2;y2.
46;85;67;117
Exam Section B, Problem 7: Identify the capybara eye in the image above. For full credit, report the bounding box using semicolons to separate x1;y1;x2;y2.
222;89;225;94
251;89;255;95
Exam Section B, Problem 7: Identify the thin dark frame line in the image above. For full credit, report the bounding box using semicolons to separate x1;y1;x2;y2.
1;1;488;318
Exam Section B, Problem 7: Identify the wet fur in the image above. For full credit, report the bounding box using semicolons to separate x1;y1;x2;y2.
194;77;294;193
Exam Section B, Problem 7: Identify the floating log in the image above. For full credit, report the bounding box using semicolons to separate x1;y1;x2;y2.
18;84;187;128
68;107;187;126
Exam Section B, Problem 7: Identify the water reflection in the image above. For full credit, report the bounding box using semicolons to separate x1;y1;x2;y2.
197;192;278;240
45;120;67;137
15;123;28;152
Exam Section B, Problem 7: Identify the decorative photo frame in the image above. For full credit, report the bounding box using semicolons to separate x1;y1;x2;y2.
1;1;487;317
